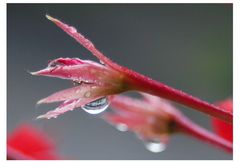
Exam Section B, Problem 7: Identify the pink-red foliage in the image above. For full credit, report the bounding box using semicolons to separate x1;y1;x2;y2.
212;99;233;142
7;124;60;160
31;15;232;123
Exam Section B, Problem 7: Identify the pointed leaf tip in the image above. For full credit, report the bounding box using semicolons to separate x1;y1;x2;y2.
46;14;54;21
37;99;45;105
36;115;45;120
30;71;38;76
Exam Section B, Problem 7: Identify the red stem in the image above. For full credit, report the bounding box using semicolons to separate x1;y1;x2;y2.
125;71;232;124
174;116;232;153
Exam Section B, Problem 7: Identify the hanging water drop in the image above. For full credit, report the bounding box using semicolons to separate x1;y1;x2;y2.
144;139;166;153
82;97;109;114
115;123;128;132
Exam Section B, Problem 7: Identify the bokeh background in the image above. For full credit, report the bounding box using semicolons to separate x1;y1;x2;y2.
7;4;232;160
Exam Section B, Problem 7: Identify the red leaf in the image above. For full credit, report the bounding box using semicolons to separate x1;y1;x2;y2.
32;57;127;119
212;99;233;142
7;124;60;160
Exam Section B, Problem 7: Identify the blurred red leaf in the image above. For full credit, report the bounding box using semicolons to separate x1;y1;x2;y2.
212;99;233;142
7;124;60;160
103;94;232;153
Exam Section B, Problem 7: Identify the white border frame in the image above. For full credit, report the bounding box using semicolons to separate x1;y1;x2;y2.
1;0;238;162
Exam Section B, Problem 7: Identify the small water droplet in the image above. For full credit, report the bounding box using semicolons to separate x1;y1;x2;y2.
100;60;105;65
53;116;57;118
69;26;77;33
84;91;91;98
48;61;63;68
75;89;80;94
144;139;166;153
73;80;81;86
115;123;128;132
84;40;93;48
82;97;109;114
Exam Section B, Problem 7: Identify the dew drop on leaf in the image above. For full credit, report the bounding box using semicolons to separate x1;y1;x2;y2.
82;97;109;114
143;139;166;153
84;91;91;98
69;26;77;34
115;123;128;132
48;61;61;68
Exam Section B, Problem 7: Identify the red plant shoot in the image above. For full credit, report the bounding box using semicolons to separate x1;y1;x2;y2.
30;15;233;154
33;57;125;119
32;15;232;123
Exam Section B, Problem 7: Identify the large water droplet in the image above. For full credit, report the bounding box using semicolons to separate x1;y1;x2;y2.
115;123;128;132
144;139;166;153
82;97;109;114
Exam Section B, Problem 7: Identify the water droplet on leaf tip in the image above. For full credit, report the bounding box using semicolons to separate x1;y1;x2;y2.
144;140;166;153
82;97;109;114
116;123;128;132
